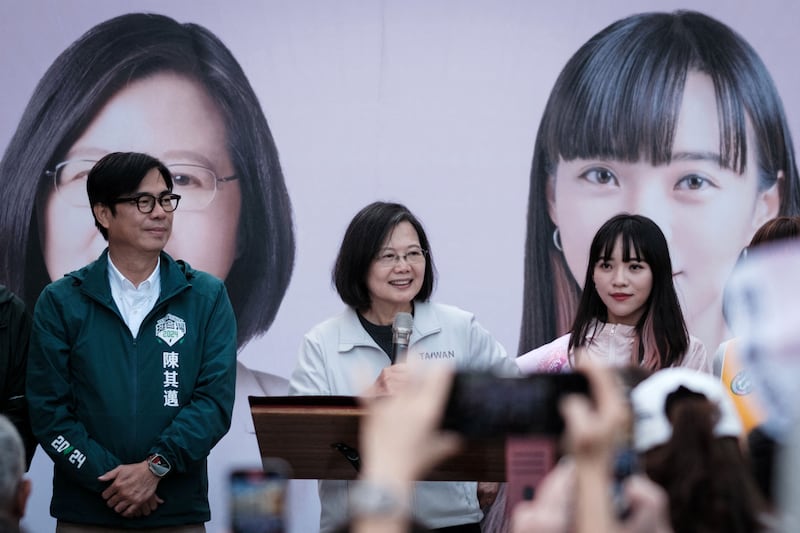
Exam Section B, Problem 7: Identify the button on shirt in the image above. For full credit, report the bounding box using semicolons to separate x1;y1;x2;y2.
108;257;161;339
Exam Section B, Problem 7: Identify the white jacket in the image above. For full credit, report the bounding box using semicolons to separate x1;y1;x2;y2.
289;301;519;532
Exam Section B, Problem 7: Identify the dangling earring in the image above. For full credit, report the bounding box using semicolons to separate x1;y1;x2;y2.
552;227;563;252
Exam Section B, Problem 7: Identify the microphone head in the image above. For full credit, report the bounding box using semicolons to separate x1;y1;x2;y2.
392;312;414;333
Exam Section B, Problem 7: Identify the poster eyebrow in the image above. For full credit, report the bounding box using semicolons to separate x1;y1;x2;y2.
670;151;722;164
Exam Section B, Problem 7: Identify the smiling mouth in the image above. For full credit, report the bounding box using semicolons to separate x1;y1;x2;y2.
390;280;413;287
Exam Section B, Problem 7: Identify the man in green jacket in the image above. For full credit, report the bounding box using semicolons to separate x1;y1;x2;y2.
27;152;237;530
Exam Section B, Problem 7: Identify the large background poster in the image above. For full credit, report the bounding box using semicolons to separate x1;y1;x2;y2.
2;1;798;532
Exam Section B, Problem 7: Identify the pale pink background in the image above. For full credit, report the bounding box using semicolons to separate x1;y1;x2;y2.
2;1;798;532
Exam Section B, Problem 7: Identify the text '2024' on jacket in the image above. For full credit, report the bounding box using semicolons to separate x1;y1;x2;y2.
27;250;236;527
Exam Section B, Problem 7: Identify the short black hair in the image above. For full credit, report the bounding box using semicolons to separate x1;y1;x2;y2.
333;201;436;310
87;152;172;240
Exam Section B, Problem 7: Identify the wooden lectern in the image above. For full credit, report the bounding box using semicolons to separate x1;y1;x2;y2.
249;395;507;481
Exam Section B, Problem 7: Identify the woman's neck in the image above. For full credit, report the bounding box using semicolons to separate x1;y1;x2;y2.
361;302;414;326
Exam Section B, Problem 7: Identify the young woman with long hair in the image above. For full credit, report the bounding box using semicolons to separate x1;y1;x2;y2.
518;214;709;373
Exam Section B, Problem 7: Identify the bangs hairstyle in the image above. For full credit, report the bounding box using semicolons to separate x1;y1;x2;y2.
541;10;791;182
333;201;435;310
87;152;173;240
519;10;800;354
569;214;689;370
0;13;294;348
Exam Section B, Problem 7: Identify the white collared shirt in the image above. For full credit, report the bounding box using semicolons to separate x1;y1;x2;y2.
107;256;161;338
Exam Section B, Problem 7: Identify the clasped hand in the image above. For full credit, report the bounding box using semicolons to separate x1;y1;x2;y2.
98;461;164;518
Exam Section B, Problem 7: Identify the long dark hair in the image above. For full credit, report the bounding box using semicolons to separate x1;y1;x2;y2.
569;214;689;370
0;13;294;347
518;10;800;354
643;392;767;532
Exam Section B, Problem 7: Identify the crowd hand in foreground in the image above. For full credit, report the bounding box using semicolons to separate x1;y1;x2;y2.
511;363;673;533
359;364;460;489
354;364;461;533
362;363;411;397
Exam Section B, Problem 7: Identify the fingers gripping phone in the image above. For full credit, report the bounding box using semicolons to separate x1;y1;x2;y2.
440;371;590;511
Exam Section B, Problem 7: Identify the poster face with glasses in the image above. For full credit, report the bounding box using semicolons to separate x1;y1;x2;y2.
1;2;799;532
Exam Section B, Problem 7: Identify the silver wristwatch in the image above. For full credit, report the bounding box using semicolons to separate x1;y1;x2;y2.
147;453;171;478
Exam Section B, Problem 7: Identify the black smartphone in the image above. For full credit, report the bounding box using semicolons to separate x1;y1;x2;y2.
441;371;590;438
230;459;290;533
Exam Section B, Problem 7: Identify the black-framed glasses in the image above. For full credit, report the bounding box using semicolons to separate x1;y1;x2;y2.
113;192;182;214
47;159;238;211
375;248;428;267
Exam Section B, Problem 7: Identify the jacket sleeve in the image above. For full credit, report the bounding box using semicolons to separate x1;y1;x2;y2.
26;287;123;492
288;329;332;396
464;315;521;377
516;335;571;374
516;347;551;374
149;283;237;472
2;294;36;469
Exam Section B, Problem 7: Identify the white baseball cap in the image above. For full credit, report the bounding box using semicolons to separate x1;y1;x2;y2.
631;367;743;452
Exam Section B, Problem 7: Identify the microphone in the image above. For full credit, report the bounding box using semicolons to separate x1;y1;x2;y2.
391;312;414;363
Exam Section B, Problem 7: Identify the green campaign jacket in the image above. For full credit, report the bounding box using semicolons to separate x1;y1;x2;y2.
27;250;236;527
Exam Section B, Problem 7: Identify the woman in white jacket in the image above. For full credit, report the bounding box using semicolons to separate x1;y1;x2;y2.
289;201;518;533
518;214;710;374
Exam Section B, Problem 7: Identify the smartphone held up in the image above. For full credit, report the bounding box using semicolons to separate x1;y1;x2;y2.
230;459;291;533
440;371;590;438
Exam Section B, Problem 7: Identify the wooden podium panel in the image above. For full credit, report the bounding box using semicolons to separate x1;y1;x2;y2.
249;395;506;481
249;395;363;479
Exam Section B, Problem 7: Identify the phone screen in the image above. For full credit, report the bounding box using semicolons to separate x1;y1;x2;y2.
230;461;289;533
612;446;639;519
441;372;590;437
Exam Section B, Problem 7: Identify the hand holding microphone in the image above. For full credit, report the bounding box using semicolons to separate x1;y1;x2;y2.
364;312;414;397
391;312;413;364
